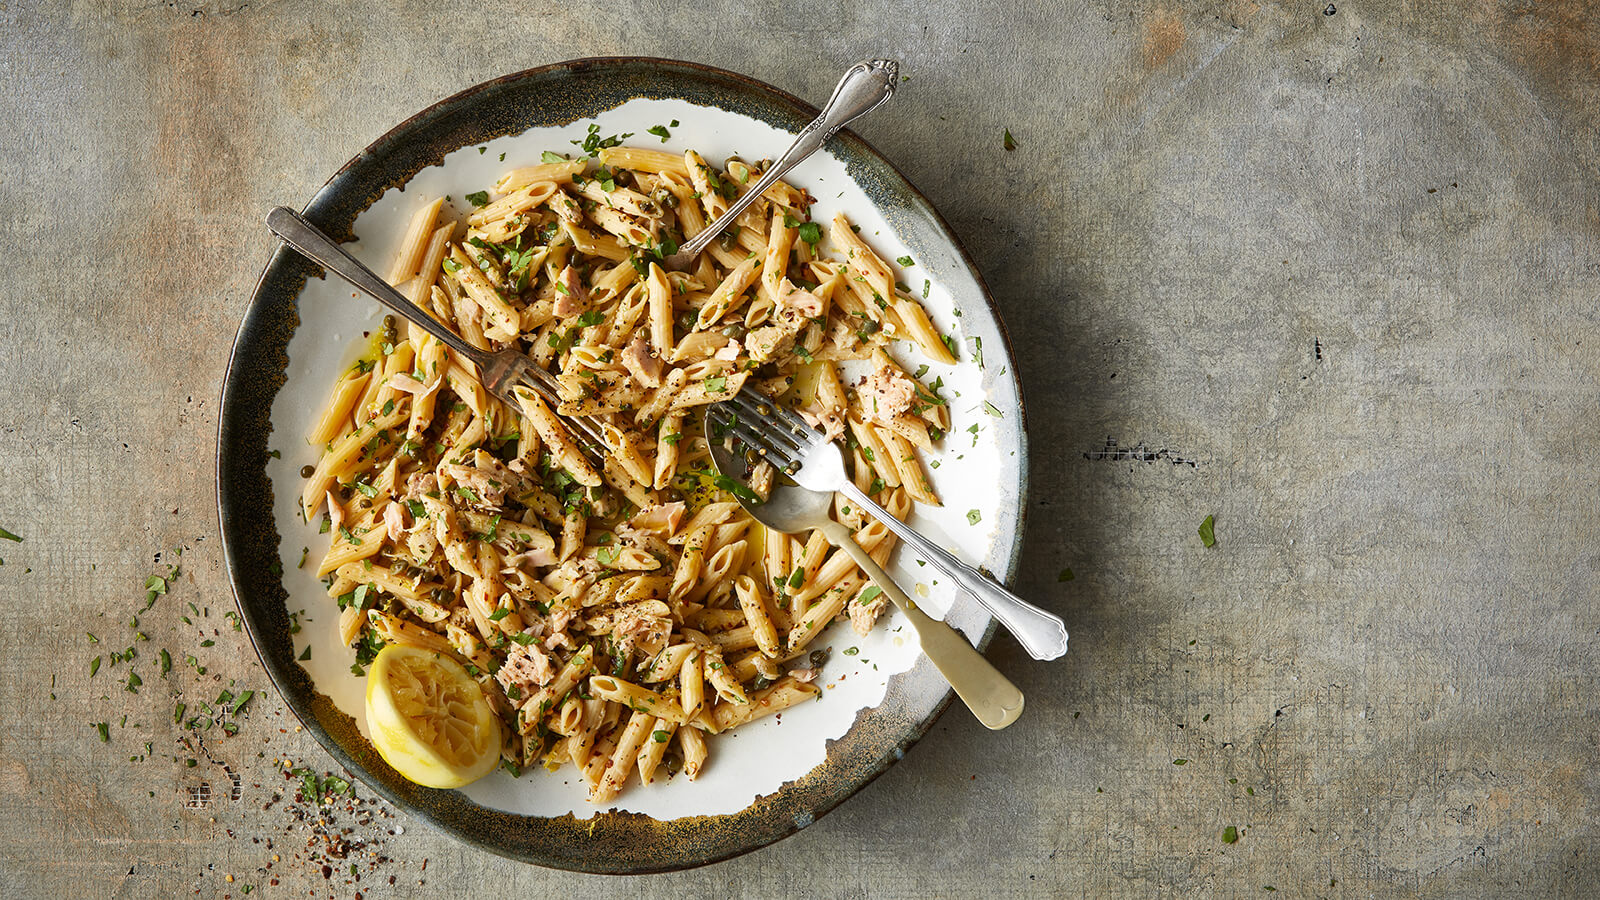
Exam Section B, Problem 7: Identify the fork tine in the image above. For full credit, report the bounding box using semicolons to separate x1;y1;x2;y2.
722;398;808;457
706;405;801;471
729;387;823;446
503;360;610;449
504;371;610;460
726;391;821;452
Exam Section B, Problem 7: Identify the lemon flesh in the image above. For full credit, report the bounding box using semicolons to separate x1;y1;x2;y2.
365;644;501;789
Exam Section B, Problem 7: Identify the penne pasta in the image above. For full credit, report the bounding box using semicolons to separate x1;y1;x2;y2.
298;144;966;801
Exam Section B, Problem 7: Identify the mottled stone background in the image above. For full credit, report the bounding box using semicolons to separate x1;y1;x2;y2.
3;0;1598;896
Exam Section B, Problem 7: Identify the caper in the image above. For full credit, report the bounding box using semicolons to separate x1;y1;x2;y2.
717;229;739;251
720;322;747;340
299;464;316;478
808;648;830;669
663;488;684;504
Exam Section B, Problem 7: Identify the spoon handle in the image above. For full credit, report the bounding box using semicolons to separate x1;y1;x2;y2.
839;481;1068;661
818;521;1024;730
675;59;898;260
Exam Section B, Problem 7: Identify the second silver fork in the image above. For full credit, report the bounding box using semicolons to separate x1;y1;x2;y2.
709;390;1070;661
265;206;610;480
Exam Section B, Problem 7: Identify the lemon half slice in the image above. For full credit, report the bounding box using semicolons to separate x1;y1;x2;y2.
365;644;501;789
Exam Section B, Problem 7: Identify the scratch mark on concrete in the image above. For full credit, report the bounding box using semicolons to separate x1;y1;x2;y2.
1082;437;1198;467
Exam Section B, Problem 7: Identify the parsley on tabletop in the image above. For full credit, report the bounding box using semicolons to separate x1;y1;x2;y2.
1003;128;1017;151
1199;515;1216;548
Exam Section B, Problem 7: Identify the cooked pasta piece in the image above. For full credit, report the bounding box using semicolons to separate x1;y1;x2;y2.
299;140;968;802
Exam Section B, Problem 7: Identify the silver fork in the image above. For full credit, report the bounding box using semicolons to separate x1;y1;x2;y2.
265;206;609;482
710;390;1070;661
659;59;898;272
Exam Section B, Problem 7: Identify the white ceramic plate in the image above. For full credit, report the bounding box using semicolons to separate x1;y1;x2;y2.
221;58;1028;871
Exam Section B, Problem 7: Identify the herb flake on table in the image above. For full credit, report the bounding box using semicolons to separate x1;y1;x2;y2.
0;526;20;542
1003;128;1017;151
1058;567;1074;582
1199;514;1216;547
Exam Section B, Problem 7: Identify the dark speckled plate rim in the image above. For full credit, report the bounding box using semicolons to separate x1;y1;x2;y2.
217;56;1030;874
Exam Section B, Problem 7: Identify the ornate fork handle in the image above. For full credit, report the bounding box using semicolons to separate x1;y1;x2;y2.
266;206;488;369
837;480;1069;661
669;59;898;264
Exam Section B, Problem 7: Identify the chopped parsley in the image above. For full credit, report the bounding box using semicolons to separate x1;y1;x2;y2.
465;191;490;208
896;255;915;267
966;509;982;526
1199;515;1216;548
1004;128;1017;151
541;150;567;164
647;124;672;142
573;123;633;156
712;475;762;505
1058;568;1075;582
0;526;21;542
797;222;822;245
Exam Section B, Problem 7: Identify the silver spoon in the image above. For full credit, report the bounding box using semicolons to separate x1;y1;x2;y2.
660;59;898;271
704;409;1024;730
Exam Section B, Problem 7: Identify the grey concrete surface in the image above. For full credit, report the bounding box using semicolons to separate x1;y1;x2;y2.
3;0;1599;896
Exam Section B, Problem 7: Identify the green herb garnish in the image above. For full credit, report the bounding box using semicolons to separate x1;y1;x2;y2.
712;475;762;505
